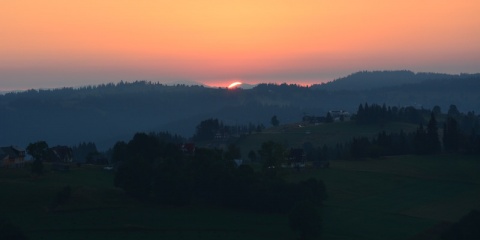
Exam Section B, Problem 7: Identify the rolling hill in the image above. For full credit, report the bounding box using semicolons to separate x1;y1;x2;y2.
1;71;479;150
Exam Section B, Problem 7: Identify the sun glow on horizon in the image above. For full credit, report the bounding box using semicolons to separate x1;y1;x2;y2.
1;0;480;89
227;81;242;89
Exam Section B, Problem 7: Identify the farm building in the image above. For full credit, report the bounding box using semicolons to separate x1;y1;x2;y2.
0;146;26;168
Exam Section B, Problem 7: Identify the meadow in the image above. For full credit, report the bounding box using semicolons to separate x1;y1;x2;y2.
1;154;479;240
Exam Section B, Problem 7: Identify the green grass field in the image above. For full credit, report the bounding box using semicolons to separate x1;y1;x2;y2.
1;154;479;240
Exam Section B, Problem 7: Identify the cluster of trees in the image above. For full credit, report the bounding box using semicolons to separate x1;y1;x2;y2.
355;103;426;125
413;114;442;154
193;118;265;141
112;133;327;215
26;141;49;175
271;115;280;127
72;142;99;163
352;112;442;158
348;105;480;159
441;114;480;154
296;104;480;161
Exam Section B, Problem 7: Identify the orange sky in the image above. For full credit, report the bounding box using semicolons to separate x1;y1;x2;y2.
1;0;479;90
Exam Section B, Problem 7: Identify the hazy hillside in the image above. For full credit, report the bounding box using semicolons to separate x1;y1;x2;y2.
1;72;480;150
311;70;478;91
0;82;323;149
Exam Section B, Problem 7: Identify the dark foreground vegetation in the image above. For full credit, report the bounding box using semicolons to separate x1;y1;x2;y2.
113;133;327;214
1;154;479;240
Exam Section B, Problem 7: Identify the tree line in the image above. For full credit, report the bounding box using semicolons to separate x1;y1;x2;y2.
193;118;265;141
294;103;480;161
112;133;327;214
347;104;480;159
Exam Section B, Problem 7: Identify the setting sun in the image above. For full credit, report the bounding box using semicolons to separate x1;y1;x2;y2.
227;82;242;89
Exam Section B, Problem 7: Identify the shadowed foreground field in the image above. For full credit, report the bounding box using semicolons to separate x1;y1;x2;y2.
289;155;480;240
1;155;479;240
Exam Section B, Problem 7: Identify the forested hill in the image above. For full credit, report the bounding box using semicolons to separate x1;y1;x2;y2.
0;82;318;149
1;73;480;150
311;70;480;91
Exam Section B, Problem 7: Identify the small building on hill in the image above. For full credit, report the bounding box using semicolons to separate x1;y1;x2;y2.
287;148;306;168
328;110;351;122
0;146;26;168
50;146;73;163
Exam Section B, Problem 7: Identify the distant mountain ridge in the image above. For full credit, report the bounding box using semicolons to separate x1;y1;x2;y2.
1;71;479;150
311;70;479;91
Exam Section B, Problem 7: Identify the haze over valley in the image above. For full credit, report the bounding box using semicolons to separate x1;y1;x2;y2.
1;70;479;149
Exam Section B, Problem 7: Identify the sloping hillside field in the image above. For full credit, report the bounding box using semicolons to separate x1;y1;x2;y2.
291;155;480;239
1;155;479;239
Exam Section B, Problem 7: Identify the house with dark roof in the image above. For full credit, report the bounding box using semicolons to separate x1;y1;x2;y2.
50;146;73;163
0;146;26;168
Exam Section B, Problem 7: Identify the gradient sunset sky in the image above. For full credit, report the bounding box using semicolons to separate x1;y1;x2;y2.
1;0;479;90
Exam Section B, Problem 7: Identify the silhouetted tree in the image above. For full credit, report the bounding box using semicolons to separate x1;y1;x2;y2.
26;141;49;175
448;104;460;119
355;103;394;124
26;141;49;161
193;118;222;141
401;106;424;124
256;124;265;133
110;141;127;163
465;130;480;154
432;105;442;116
350;137;371;159
151;148;192;206
271;115;280;127
112;132;329;213
426;113;441;154
258;141;285;171
356;104;365;123
114;133;160;199
443;117;461;153
325;112;333;123
413;124;428;155
72;142;98;163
